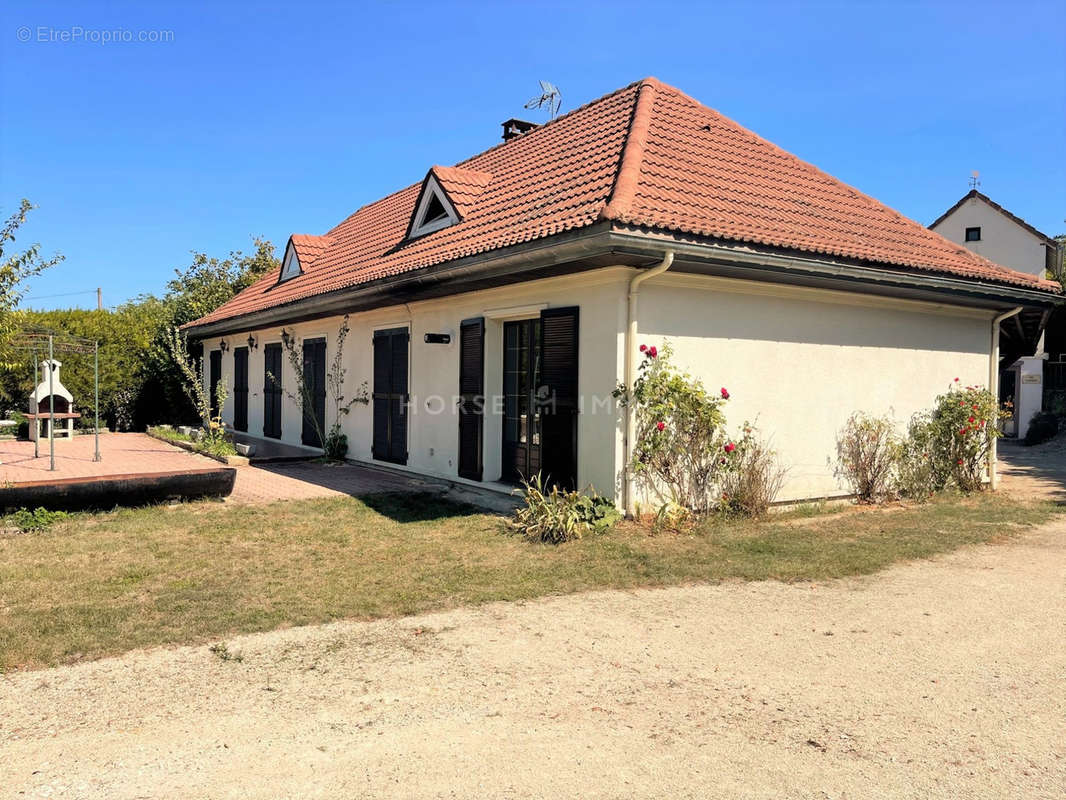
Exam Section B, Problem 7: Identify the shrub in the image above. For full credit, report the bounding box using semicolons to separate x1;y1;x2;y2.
718;427;786;517
1023;411;1059;447
324;425;349;460
7;507;69;533
930;382;1003;492
895;382;1003;495
614;343;730;512
512;475;620;544
896;415;942;501
836;412;899;502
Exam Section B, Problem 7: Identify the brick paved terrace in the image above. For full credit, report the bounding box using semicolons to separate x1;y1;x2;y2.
0;432;217;484
0;432;518;512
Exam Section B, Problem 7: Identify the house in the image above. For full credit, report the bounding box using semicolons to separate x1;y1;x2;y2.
183;78;1060;509
931;190;1063;436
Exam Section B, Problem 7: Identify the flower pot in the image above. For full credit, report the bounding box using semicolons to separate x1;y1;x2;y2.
235;443;255;457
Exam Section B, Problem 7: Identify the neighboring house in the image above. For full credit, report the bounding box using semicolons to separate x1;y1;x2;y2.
931;190;1062;437
183;78;1060;508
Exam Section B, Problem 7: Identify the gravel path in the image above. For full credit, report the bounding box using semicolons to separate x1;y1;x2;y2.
2;517;1064;799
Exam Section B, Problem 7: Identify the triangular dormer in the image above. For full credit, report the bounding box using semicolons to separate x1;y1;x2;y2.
278;234;333;283
406;173;461;239
406;166;493;240
279;241;302;282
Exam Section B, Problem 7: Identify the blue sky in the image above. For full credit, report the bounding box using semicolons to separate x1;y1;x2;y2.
3;0;1064;310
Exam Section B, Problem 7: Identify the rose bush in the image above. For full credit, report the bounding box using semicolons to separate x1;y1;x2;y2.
615;343;784;515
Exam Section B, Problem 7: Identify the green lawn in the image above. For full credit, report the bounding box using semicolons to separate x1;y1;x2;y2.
0;492;1058;670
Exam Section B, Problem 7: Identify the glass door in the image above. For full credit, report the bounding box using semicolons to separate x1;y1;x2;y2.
502;319;541;483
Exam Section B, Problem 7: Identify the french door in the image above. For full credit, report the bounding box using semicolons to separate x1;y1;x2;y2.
501;308;579;488
502;319;542;483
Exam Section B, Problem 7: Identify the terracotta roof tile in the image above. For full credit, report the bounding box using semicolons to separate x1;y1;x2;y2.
188;78;1056;330
430;166;493;219
288;234;332;272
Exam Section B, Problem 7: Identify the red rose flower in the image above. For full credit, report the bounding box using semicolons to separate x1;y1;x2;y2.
720;387;730;399
968;416;975;423
656;421;665;431
957;458;964;465
639;344;647;353
959;427;967;435
954;377;959;382
724;442;736;453
648;346;658;358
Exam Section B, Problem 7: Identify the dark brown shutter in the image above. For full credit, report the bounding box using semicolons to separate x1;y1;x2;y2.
538;307;579;490
209;350;222;420
301;338;327;447
373;328;408;464
233;347;249;432
457;317;485;481
263;343;283;439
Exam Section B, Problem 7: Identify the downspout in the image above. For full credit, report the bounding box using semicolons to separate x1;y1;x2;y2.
624;251;674;517
989;306;1022;490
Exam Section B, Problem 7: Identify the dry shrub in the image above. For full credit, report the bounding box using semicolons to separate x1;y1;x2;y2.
718;434;786;517
836;412;899;502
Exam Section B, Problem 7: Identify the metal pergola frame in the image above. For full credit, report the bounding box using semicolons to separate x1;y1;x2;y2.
10;326;100;471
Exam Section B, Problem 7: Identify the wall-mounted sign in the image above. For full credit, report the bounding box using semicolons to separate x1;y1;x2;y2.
424;333;451;345
1021;373;1042;384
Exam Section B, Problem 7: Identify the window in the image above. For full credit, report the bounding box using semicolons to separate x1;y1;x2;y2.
279;246;301;281
407;174;459;239
965;227;981;242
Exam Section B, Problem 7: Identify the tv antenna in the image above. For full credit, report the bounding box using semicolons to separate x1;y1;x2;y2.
525;80;561;120
969;170;981;190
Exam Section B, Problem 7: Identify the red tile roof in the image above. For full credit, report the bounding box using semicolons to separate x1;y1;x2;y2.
429;166;494;219
189;78;1057;330
288;234;333;272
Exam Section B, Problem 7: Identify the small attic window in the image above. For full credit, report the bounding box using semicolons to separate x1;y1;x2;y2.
965;226;982;242
407;174;460;239
279;246;301;282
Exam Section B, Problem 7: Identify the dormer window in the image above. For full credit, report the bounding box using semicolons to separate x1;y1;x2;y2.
407;173;460;239
279;245;302;282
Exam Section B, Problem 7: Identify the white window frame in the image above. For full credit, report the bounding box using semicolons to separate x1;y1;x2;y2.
408;174;460;239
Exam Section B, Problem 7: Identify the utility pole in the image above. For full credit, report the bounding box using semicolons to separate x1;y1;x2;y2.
97;287;102;310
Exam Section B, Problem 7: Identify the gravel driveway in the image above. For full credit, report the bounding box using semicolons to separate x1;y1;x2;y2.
2;516;1064;799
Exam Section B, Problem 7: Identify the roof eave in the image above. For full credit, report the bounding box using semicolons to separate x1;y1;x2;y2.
183;224;1061;339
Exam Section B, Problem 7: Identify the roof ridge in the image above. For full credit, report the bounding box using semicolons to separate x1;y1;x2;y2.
324;79;647;238
931;189;1056;244
599;78;658;222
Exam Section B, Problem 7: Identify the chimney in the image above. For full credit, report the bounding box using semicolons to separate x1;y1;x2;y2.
501;118;538;142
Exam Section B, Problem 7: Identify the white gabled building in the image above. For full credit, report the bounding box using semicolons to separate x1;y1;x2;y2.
931;190;1062;437
184;78;1061;507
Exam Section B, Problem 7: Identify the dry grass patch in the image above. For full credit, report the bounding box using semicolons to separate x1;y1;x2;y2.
0;491;1058;670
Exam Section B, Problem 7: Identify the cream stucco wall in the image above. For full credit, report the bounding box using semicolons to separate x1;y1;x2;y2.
931;197;1048;277
203;269;630;494
635;273;994;501
202;266;995;504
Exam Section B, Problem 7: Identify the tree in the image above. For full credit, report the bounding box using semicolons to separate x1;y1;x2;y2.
0;199;64;337
137;237;280;426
